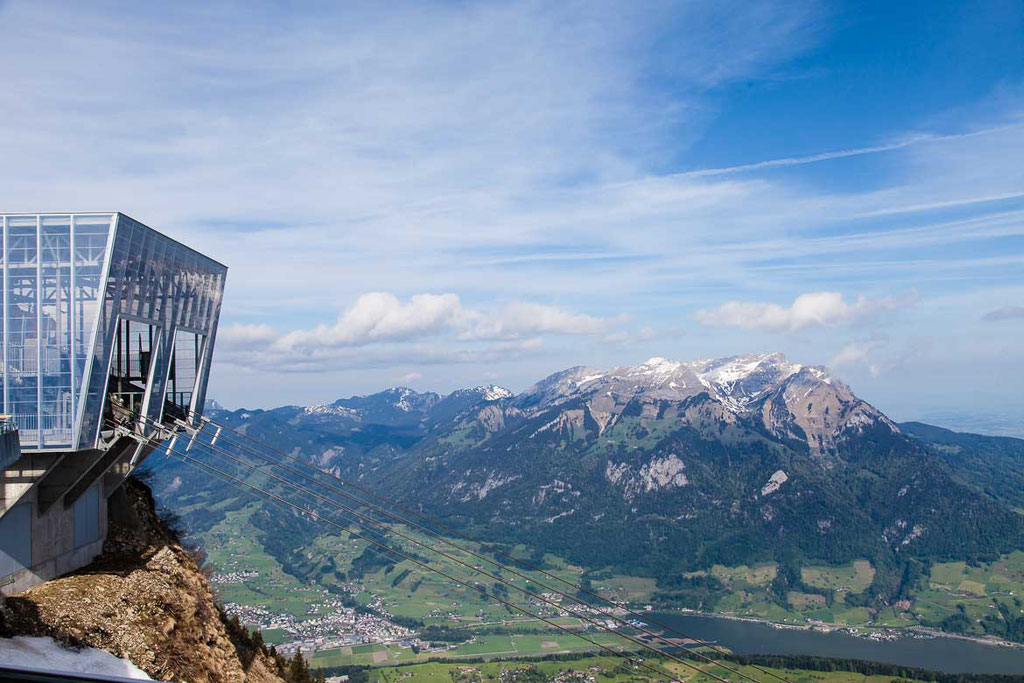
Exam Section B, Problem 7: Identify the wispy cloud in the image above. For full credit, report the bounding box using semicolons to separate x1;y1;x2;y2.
830;339;887;377
695;292;915;332
0;1;1021;418
678;123;1024;178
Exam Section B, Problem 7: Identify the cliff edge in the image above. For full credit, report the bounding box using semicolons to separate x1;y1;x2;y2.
0;476;286;682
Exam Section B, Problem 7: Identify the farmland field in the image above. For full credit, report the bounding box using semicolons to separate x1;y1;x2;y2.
592;575;657;603
362;654;944;683
802;560;875;595
309;630;637;669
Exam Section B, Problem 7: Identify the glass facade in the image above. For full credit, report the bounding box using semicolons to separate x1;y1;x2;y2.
0;213;226;451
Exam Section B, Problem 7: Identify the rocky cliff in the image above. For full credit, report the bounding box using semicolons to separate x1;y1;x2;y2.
0;476;286;682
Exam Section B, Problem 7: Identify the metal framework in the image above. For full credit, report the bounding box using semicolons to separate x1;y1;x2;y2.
0;213;226;451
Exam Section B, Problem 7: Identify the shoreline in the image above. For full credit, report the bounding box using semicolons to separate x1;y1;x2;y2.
651;608;1024;651
300;610;1024;677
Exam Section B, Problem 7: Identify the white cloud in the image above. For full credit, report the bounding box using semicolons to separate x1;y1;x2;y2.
695;292;913;332
272;293;613;352
220;292;611;372
220;339;548;375
462;301;611;340
276;293;464;350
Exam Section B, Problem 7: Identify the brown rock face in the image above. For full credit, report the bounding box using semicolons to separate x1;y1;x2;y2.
1;478;285;683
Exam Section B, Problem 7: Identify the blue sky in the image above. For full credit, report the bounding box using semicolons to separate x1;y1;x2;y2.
1;0;1022;434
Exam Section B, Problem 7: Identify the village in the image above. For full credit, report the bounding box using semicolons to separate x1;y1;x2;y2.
222;591;421;657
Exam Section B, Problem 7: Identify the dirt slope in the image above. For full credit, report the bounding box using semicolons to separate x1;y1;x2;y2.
1;477;285;682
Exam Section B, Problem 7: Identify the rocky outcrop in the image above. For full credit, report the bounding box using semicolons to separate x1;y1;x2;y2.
0;477;285;683
606;455;688;501
511;353;899;455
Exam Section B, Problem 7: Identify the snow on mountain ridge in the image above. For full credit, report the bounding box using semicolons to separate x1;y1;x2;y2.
519;353;832;412
302;355;848;432
304;403;361;418
383;386;419;411
510;354;892;457
696;353;808;410
452;385;515;401
477;385;514;401
284;353;889;457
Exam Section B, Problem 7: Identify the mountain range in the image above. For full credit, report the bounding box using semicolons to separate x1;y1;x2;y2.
158;353;1024;606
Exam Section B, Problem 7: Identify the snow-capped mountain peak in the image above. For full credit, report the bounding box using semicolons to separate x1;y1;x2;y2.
519;353;825;410
700;352;799;385
303;403;361;418
640;356;681;372
475;385;514;401
443;385;514;402
511;353;890;456
696;353;808;409
389;387;417;412
258;352;888;461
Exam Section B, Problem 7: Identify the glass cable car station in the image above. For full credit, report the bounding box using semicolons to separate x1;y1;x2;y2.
0;213;226;594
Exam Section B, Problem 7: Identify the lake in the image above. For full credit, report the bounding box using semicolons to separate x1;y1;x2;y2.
648;613;1024;675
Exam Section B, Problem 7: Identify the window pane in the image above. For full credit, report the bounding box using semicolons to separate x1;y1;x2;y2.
6;219;39;444
41;218;72;447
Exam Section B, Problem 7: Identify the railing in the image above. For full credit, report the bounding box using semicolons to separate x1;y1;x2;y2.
0;414;17;435
4;412;73;449
0;414;21;469
9;413;73;434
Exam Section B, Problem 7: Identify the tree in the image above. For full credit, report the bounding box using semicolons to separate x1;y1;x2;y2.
288;648;313;683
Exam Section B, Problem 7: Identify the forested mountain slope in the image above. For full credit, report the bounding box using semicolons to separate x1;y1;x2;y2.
151;354;1024;608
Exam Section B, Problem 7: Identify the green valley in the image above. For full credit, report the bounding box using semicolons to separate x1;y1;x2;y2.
182;494;1024;672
